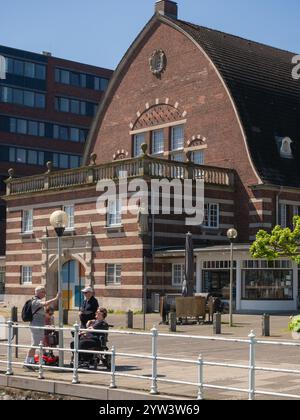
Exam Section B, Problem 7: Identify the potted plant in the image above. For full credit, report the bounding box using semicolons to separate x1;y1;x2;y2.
288;315;300;339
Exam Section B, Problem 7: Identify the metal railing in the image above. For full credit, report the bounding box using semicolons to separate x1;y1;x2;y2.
1;321;300;400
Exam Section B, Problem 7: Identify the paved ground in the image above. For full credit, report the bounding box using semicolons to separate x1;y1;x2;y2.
1;313;300;400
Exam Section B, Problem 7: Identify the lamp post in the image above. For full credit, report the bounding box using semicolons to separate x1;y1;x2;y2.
50;210;68;367
227;228;238;327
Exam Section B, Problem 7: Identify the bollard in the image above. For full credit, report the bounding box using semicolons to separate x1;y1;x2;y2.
169;311;177;333
63;309;68;325
213;312;221;335
11;307;18;323
11;306;18;359
127;310;133;329
262;314;270;337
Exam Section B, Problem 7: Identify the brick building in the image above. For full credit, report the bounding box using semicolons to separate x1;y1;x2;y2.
0;45;113;254
2;1;300;312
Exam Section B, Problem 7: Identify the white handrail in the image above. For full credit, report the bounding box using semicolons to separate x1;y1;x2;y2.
0;321;300;400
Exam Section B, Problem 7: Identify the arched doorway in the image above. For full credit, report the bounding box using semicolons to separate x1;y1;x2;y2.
62;260;85;310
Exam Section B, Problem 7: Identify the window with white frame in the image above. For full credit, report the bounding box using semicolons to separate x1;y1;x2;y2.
279;203;300;229
22;209;33;233
107;200;122;227
203;203;219;228
106;264;122;285
171;125;184;151
152;129;164;155
172;264;184;286
191;150;204;165
21;266;32;284
64;205;75;230
133;133;145;157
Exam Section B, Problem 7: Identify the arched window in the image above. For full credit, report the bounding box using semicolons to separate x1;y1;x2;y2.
280;137;293;159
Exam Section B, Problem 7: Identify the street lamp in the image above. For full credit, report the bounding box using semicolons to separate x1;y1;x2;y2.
50;210;68;367
227;228;238;327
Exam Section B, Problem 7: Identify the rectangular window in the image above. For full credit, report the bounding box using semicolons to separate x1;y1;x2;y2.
60;126;69;140
35;93;45;108
22;210;33;233
61;70;70;84
24;62;35;78
171;153;185;162
28;121;38;136
80;73;86;88
191;151;204;165
64;205;75;230
152;129;164;155
13;88;23;105
107;200;122;227
17;119;27;134
9;118;16;133
70;72;80;86
69;155;80;168
172;264;184;286
14;60;24;75
0;86;45;108
35;64;46;80
38;151;44;166
242;270;293;300
59;97;69;112
203;203;219;228
9;148;15;162
16;148;26;163
59;154;69;169
28;150;38;165
105;264;122;285
21;266;32;284
70;99;80;114
100;78;109;91
24;91;35;107
171;125;184;151
133;134;145;157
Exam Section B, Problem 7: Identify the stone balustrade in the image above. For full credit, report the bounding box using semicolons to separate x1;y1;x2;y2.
5;154;235;196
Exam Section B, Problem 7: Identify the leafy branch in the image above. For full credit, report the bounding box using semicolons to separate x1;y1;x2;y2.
250;216;300;264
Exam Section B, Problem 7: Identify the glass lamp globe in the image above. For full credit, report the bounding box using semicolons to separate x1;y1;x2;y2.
227;228;238;241
50;210;68;229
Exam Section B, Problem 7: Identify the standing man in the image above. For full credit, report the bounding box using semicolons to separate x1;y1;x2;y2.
79;286;99;328
24;286;60;370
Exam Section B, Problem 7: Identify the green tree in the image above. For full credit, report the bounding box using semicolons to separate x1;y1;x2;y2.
250;216;300;264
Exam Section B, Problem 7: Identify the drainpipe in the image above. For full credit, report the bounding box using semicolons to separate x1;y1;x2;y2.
152;214;155;260
275;187;284;225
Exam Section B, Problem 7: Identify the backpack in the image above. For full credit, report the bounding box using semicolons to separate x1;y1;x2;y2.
21;298;41;322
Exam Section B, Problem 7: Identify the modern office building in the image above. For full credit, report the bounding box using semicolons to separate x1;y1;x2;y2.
0;45;113;254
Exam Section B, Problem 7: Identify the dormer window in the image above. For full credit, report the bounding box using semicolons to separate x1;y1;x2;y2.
280;137;293;159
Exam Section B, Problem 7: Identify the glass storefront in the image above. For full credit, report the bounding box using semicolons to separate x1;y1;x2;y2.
242;260;293;301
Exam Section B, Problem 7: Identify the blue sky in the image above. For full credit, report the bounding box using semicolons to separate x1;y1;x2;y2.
1;0;300;70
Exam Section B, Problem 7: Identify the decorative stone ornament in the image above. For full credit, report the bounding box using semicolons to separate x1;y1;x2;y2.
149;49;167;76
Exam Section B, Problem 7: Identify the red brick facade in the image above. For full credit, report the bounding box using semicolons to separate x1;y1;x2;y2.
3;8;300;312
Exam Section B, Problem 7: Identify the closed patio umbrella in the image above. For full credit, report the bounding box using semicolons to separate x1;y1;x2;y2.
185;232;194;297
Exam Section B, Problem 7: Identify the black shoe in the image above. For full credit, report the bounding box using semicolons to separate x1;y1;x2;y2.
23;364;36;371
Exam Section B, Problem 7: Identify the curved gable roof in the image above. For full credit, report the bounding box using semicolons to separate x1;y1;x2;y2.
84;14;300;188
175;19;300;188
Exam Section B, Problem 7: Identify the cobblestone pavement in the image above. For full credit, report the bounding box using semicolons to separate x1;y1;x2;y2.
1;313;300;400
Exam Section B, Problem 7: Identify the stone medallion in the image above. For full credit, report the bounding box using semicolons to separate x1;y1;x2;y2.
149;49;167;76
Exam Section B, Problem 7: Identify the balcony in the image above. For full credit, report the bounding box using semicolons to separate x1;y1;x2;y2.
4;151;235;197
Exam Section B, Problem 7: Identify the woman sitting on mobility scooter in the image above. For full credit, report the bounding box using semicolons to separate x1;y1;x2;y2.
71;307;111;370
